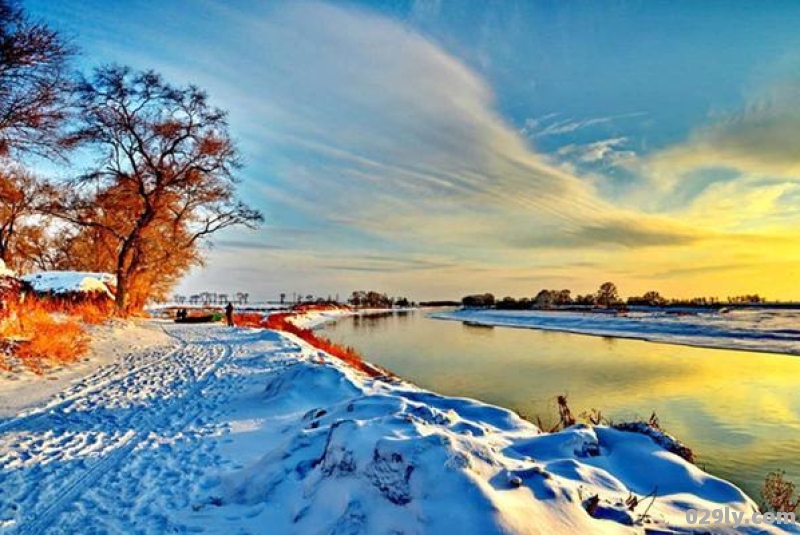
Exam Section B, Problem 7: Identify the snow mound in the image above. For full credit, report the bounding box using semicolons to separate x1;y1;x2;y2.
21;271;116;297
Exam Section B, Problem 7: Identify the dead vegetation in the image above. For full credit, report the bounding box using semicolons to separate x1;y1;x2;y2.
0;297;110;374
517;395;695;463
761;470;800;514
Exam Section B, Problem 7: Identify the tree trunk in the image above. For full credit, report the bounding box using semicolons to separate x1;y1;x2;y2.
115;267;128;315
114;209;154;315
115;237;136;316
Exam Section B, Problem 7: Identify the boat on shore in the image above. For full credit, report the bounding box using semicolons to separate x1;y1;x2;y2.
174;313;217;324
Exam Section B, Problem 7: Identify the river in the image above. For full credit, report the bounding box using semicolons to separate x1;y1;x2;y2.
319;308;800;501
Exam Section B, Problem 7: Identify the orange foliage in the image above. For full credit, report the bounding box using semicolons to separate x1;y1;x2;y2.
233;309;384;378
232;312;264;328
14;316;88;374
0;296;109;373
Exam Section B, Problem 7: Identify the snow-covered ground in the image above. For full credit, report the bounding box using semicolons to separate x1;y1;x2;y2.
432;308;800;355
1;320;795;533
0;320;173;418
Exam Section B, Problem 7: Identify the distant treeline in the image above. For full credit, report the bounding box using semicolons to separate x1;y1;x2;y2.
419;300;461;307
348;291;412;308
462;282;771;310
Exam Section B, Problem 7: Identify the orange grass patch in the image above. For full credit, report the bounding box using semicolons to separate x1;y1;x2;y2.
232;312;265;328
0;297;109;374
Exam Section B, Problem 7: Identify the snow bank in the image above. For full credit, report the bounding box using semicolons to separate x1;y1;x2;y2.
22;271;116;297
289;307;415;329
193;330;793;534
432;308;800;355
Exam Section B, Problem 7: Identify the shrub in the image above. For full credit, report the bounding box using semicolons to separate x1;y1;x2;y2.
15;315;88;373
232;312;265;328
761;471;800;514
0;296;105;373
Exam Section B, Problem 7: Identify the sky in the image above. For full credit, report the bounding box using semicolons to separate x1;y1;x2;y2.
23;0;800;301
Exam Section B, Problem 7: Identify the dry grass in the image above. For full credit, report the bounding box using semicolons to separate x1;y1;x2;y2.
69;300;114;324
233;309;384;378
232;312;264;328
0;297;110;374
761;471;800;514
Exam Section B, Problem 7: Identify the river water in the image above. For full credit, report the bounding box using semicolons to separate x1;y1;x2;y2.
319;308;800;500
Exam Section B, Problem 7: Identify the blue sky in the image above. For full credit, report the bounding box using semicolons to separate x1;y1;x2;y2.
25;0;800;300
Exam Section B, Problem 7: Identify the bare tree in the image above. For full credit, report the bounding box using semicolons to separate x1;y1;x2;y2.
55;66;262;313
0;0;74;158
0;165;56;269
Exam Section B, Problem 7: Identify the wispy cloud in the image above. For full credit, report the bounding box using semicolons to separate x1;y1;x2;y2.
556;137;636;166
521;112;646;138
646;83;800;180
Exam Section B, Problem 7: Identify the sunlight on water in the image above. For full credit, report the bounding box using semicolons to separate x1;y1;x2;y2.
321;309;800;500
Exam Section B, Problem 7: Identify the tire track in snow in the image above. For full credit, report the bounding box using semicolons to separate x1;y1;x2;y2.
3;326;234;535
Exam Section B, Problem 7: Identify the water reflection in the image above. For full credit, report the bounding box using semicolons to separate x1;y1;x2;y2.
320;309;800;499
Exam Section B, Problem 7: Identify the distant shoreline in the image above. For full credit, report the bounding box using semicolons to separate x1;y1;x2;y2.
429;308;800;357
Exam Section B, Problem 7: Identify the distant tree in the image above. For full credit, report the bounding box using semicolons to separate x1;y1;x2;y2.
727;294;766;304
496;296;534;310
642;291;666;306
628;290;667;307
348;290;392;308
534;289;553;308
596;281;619;308
349;290;365;307
54;66;262;313
0;0;74;158
498;296;517;309
462;293;495;308
554;289;572;306
279;292;286;304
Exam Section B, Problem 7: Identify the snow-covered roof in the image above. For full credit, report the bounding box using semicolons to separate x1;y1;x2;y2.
21;271;117;297
0;259;15;278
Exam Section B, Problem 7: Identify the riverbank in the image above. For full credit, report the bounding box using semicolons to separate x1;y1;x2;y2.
431;307;800;356
1;318;796;533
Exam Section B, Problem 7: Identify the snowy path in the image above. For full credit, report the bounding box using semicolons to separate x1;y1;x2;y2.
0;325;240;533
1;323;797;534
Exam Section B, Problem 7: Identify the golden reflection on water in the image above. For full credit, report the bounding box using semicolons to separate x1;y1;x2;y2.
323;310;800;499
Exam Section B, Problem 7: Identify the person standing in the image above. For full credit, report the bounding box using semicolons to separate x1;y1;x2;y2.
225;302;234;327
